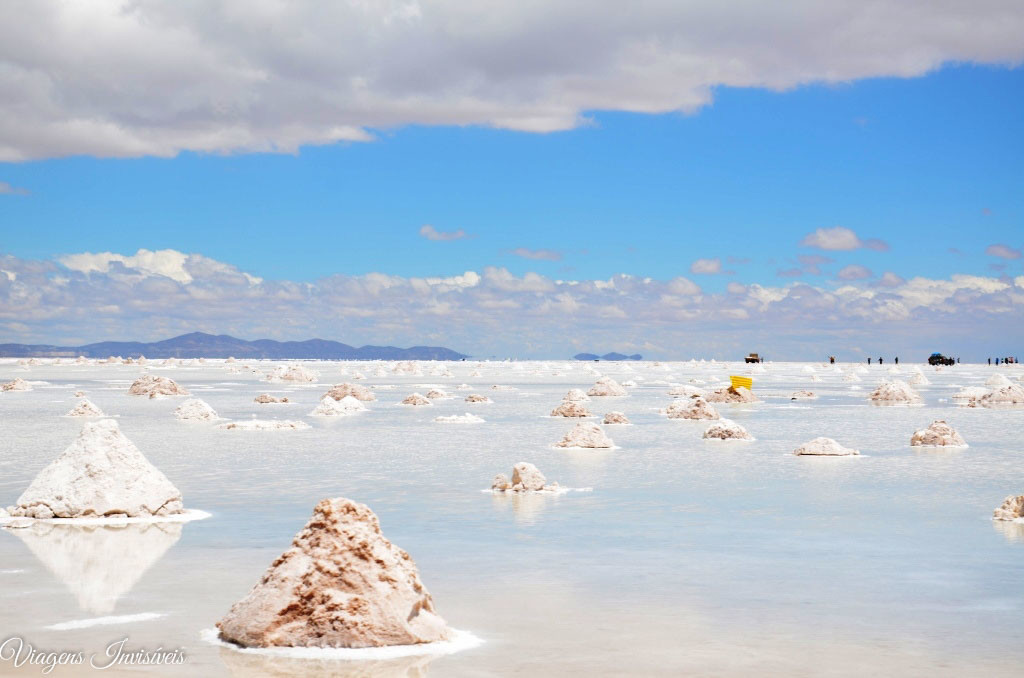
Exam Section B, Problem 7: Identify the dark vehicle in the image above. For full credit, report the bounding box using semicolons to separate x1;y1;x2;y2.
928;353;955;366
745;353;761;363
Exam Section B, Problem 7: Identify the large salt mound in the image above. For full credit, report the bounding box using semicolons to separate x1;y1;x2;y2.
562;388;590;402
128;375;190;398
867;380;921;404
993;495;1024;521
603;411;630;425
216;498;451;648
175;398;220;421
434;413;485;424
401;393;432;406
705;386;759;404
465;394;492;403
910;420;966;447
310;395;366;417
793;437;859;456
986;373;1012;388
491;462;559;492
586;377;627;397
978;383;1024;406
8;419;184;519
66;398;104;417
219;420;310;431
2;377;32;391
554;422;614;449
265;364;319;383
550;401;591;417
665;397;719;420
702;419;754;441
324;383;376;402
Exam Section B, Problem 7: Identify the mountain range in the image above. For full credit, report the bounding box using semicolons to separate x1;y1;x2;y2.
574;352;643;361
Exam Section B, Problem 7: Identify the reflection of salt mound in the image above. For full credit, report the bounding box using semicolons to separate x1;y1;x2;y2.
910;420;966;447
703;419;754;440
216;645;441;678
9;419;184;519
128;375;190;397
978;384;1024;406
790;391;816;400
2;377;32;391
603;411;630;425
217;498;451;648
434;413;484;424
563;388;590;402
219;420;310;431
993;495;1024;521
867;380;921;404
665;397;719;420
586;377;627;397
400;393;432;406
254;394;290;404
66;398;104;417
11;522;182;614
908;372;930;386
310;395;366;417
465;394;491;403
705;386;759;403
265;364;319;383
986;374;1012;388
491;462;559;492
550;401;591;417
324;383;376;402
554;422;614;448
793;437;859;456
175;398;220;421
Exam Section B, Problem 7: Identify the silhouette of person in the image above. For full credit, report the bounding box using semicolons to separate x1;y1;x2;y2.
879;357;883;365
895;356;899;365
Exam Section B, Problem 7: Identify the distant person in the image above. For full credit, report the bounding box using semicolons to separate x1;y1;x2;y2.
879;357;883;365
957;357;960;364
894;356;899;365
868;357;872;365
830;356;835;364
988;358;992;365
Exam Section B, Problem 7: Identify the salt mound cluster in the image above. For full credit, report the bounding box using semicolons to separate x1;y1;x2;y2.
867;380;921;404
491;462;559;492
324;383;376;402
128;375;190;398
66;398;104;417
908;372;931;386
993;495;1024;521
465;394;492;403
793;437;859;456
563;388;590;402
219;420;310;431
665;397;719;420
434;413;485;424
554;422;614;449
586;377;627;397
986;373;1012;388
551;401;591;417
978;384;1024;406
705;386;759;404
400;393;431;406
310;395;366;417
175;398;220;421
910;420;966;447
216;498;450;648
266;364;319;383
790;390;817;400
7;419;184;519
2;377;32;391
603;411;630;425
702;419;754;441
254;394;290;404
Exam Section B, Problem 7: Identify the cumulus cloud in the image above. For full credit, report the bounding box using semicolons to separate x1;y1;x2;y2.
797;255;833;275
1;2;1023;161
690;258;722;274
875;271;905;288
837;264;873;280
509;248;562;261
419;225;469;241
0;181;29;195
985;243;1022;259
800;226;889;252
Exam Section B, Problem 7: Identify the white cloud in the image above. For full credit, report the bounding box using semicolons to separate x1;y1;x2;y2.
0;181;29;195
837;264;873;280
985;243;1021;259
1;2;1022;161
419;225;469;241
800;226;889;252
509;248;562;262
690;258;721;274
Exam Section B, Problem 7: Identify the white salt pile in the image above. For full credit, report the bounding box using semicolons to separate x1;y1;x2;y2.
216;498;451;648
665;397;720;420
465;394;492;403
434;413;485;424
952;386;988;401
705;386;759;404
668;384;704;398
65;399;104;417
73;390;85;397
603;411;630;425
265;364;319;383
254;394;290;404
867;380;921;404
793;437;859;456
324;383;376;402
425;389;448;400
175;398;220;421
563;388;590;402
978;383;1024;406
908;372;931;386
219;420;310;431
2;377;32;391
550;401;591;417
910;420;967;447
790;390;817;400
491;462;559;492
702;419;754;441
992;495;1024;522
7;419;184;519
586;377;627;397
986;373;1012;388
310;395;366;417
128;375;190;398
843;372;862;382
554;422;614;449
401;393;432;406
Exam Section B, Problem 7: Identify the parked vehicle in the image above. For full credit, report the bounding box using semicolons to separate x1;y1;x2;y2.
745;353;761;363
927;353;955;366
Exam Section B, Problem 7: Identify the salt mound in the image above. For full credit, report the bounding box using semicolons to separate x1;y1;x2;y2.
603;411;630;425
586;377;627;397
66;399;104;417
8;419;184;519
790;390;817;400
73;390;85;397
554;422;614;449
621;380;638;387
425;389;448;399
986;373;1012;388
216;498;451;648
702;419;754;441
993;495;1024;521
793;437;859;456
910;420;966;447
665;397;720;420
254;394;290;404
550;401;591;417
219;420;310;431
324;383;376;402
843;373;861;382
978;383;1024;406
887;366;902;374
705;386;759;404
491;462;559;492
952;386;988;401
128;375;190;398
434;413;485;424
562;389;590;402
867;380;921;404
465;394;492;403
310;395;366;417
908;372;931;386
749;364;766;374
401;393;432;406
2;377;32;391
668;384;704;397
175;398;220;421
266;364;319;383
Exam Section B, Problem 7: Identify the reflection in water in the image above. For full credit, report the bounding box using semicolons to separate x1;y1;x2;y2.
992;520;1024;544
10;522;181;614
490;492;554;525
218;646;435;678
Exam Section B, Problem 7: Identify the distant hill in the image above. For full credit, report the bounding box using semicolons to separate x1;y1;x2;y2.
0;332;468;360
574;352;642;361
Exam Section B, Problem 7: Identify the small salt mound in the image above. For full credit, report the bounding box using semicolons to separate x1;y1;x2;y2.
8;419;184;519
2;377;32;391
664;397;720;420
801;365;816;373
400;393;432;406
867;380;921;404
952;386;988;401
887;366;902;374
986;374;1012;388
621;380;638;387
842;373;861;382
310;395;366;417
705;386;759;404
563;388;590;402
265;364;319;383
790;391;817;400
749;364;766;374
668;384;704;398
74;391;86;397
554;422;614;449
465;394;492;403
993;495;1024;521
586;377;627;397
323;383;376;402
254;394;290;404
128;375;190;398
434;413;485;424
908;372;931;386
550;401;591;417
910;420;966;447
702;419;754;441
809;375;822;382
66;399;104;417
793;437;859;456
425;389;448;399
175;398;220;421
491;384;517;391
455;383;472;390
978;383;1024;406
219;420;310;431
603;411;630;425
491;462;559;492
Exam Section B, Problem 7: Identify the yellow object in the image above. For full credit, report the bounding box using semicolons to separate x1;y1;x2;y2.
729;375;753;390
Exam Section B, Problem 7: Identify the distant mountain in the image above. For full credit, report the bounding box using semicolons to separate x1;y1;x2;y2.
0;332;468;360
574;352;642;361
